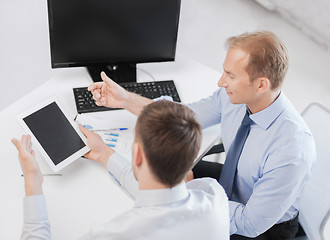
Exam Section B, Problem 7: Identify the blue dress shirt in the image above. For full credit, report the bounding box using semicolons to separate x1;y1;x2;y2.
188;88;316;237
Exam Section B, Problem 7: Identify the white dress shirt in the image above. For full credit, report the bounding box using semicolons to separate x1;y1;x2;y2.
22;153;230;239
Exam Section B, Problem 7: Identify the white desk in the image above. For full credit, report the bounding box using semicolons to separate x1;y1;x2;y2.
0;55;221;239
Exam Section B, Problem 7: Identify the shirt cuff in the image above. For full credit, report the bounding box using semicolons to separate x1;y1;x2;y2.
23;195;49;222
229;200;241;235
153;95;173;102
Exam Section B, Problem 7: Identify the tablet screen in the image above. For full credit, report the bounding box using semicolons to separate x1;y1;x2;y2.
23;102;86;166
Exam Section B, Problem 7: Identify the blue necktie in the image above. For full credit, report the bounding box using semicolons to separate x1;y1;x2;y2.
219;110;254;199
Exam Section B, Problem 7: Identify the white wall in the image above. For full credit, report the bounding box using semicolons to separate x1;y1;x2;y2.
1;0;330;113
176;0;330;112
255;0;330;51
0;0;62;111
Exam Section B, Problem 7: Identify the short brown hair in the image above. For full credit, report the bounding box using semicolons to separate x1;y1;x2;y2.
135;100;202;187
226;31;289;90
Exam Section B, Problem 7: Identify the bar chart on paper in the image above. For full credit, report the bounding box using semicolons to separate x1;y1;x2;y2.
75;114;134;160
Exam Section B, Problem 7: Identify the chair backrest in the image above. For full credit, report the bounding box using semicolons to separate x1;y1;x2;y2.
299;102;330;240
321;209;330;240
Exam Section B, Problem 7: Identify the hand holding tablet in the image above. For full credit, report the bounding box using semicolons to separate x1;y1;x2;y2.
17;97;90;172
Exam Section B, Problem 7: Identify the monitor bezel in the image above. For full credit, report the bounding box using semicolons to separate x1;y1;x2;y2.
46;0;181;69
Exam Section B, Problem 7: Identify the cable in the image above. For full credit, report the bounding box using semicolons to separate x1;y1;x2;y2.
137;67;156;82
129;64;156;82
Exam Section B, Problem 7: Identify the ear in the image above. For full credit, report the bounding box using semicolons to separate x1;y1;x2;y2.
255;77;270;93
132;142;144;167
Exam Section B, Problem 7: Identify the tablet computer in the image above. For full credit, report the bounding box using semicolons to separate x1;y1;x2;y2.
17;97;90;172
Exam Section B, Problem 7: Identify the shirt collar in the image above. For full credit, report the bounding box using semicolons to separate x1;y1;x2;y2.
249;92;287;130
134;182;189;207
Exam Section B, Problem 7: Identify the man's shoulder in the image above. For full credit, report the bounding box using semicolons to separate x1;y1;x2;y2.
278;99;313;137
89;178;229;240
265;96;316;166
187;177;228;199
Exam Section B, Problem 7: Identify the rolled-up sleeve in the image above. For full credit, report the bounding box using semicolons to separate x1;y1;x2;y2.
22;195;51;240
229;155;312;237
187;89;223;129
107;152;138;199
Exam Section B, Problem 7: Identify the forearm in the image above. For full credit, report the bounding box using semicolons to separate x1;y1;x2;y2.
229;160;309;237
24;176;43;196
186;89;223;128
124;92;153;116
229;201;262;237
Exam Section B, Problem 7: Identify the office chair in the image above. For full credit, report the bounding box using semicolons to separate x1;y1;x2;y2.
321;209;330;239
203;142;225;157
296;102;330;240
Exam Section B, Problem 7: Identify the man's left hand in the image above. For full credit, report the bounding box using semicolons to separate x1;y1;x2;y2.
12;135;43;196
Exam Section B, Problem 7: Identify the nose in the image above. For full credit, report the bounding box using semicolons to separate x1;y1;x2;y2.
218;73;228;88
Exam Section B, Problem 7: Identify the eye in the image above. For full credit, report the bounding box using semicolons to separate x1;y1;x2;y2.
224;70;234;79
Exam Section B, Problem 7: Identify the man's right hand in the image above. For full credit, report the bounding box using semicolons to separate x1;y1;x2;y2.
79;124;115;168
88;72;129;109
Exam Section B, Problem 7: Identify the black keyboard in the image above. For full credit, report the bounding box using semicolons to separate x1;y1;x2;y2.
73;80;181;113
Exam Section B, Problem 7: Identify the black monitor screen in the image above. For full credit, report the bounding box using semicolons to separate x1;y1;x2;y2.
47;0;181;68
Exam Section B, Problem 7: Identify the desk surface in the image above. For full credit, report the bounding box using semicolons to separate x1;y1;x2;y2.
0;55;220;239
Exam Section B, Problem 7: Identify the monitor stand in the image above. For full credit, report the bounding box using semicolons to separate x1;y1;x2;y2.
87;64;137;83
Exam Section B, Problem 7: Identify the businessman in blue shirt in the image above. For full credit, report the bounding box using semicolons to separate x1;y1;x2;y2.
89;31;316;239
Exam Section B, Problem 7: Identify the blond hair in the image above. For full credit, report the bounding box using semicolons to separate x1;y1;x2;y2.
226;31;289;90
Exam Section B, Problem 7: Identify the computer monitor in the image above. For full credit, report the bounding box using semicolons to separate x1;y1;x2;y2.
47;0;181;83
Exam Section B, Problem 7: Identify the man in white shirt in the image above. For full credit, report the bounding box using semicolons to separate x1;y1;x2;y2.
12;100;229;240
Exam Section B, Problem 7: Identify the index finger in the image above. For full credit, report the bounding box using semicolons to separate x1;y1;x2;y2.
88;82;104;92
20;135;30;150
92;89;101;100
